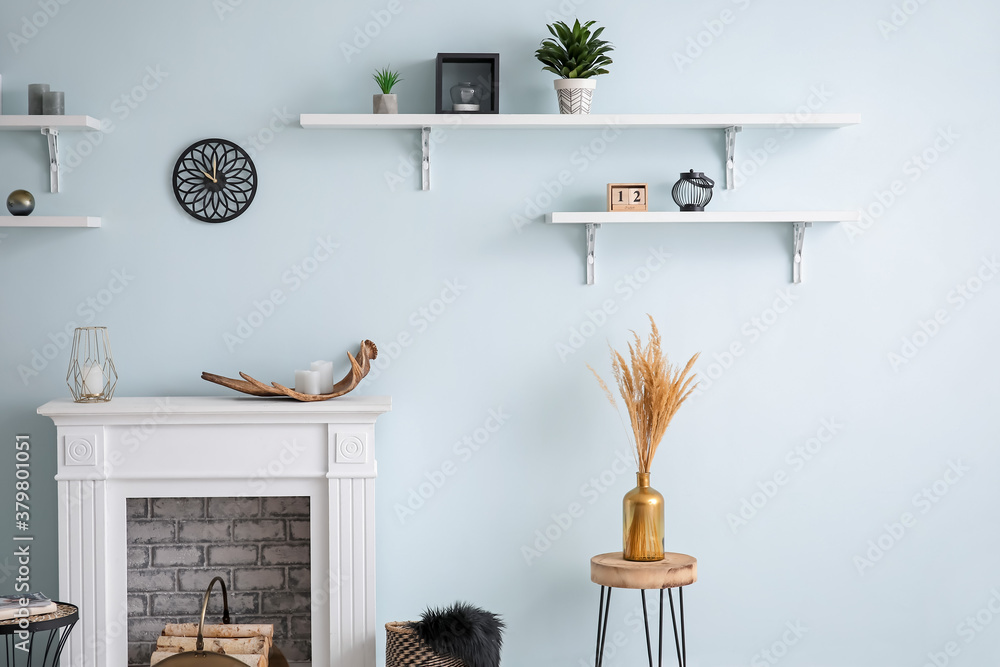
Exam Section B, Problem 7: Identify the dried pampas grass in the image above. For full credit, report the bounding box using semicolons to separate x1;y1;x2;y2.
589;315;699;473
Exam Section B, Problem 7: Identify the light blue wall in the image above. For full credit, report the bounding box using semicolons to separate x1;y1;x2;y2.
2;0;998;665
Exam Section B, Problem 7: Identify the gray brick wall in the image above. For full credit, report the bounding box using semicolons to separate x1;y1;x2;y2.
126;497;310;667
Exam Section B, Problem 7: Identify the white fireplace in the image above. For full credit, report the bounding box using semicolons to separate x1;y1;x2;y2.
38;395;391;667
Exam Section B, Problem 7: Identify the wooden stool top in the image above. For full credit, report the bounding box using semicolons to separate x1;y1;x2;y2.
591;552;697;590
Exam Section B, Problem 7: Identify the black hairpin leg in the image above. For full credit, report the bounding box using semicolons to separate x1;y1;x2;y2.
658;589;664;667
595;586;612;667
667;587;687;667
641;590;653;667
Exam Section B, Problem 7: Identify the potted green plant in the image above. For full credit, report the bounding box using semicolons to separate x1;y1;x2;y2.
534;19;614;114
373;67;402;114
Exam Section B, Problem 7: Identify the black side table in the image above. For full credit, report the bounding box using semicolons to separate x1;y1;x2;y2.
0;603;78;667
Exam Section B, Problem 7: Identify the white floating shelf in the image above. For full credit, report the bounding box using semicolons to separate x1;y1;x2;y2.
300;113;860;130
546;210;860;224
0;115;101;130
0;115;102;193
299;113;860;191
0;216;101;228
545;210;859;286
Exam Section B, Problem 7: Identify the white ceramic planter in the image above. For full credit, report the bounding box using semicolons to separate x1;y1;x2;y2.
553;78;597;114
373;93;398;114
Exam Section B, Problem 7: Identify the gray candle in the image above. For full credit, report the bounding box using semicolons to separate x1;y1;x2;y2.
28;83;49;115
42;91;64;115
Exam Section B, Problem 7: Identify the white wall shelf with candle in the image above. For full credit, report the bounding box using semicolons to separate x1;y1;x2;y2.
0;216;101;228
298;112;861;190
0;115;102;193
544;210;861;285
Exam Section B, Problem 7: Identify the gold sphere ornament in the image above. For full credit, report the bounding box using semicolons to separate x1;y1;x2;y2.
7;189;35;216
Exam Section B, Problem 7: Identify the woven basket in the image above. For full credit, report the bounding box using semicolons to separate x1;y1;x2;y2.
386;621;467;667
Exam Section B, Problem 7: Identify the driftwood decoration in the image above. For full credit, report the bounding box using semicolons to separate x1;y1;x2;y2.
201;340;378;402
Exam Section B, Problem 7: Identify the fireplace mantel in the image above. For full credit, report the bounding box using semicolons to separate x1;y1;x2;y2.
39;395;392;667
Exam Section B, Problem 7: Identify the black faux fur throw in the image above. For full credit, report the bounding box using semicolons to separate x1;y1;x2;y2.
414;602;505;667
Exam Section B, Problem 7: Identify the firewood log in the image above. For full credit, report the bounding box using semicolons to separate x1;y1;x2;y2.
162;623;274;639
155;636;268;654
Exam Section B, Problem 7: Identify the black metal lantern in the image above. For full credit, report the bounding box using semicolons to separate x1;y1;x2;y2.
671;170;715;211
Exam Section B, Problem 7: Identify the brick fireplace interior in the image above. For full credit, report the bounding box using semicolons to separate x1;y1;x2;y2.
126;496;311;667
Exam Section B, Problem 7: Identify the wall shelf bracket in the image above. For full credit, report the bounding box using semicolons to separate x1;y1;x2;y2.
724;125;742;190
792;221;812;284
421;126;431;191
42;127;60;193
586;223;601;285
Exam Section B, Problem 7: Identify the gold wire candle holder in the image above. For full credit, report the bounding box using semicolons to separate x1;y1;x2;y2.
67;326;118;402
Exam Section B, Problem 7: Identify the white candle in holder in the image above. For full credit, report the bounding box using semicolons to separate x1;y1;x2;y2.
294;369;322;395
310;360;334;394
82;363;104;396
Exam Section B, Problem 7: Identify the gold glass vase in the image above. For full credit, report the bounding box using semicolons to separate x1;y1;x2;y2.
623;472;665;561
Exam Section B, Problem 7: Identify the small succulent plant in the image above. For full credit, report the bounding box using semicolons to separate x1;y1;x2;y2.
535;19;614;79
373;67;402;94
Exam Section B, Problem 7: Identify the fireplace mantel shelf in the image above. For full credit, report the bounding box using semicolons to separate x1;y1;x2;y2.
39;395;392;424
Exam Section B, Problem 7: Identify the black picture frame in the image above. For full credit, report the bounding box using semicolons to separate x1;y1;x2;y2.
435;53;499;114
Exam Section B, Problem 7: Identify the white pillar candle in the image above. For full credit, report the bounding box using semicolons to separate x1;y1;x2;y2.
310;360;334;394
295;369;322;395
82;363;104;396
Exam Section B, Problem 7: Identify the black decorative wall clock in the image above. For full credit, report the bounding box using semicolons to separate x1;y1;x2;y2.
172;138;257;223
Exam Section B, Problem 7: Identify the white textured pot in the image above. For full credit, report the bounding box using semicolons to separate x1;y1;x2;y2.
554;78;597;114
373;93;398;114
